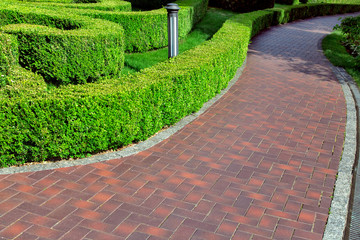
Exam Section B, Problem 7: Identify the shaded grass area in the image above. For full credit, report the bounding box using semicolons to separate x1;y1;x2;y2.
123;7;237;75
322;31;360;86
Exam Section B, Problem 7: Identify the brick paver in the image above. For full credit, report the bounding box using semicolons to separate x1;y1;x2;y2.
0;14;355;239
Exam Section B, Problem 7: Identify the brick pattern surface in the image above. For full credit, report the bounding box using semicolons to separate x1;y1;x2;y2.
0;14;353;239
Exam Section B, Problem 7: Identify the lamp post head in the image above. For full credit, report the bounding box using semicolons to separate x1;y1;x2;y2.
165;3;180;13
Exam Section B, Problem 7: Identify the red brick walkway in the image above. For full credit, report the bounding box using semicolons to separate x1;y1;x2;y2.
0;15;351;239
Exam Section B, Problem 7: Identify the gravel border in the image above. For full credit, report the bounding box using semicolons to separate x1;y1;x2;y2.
0;60;247;175
323;66;358;240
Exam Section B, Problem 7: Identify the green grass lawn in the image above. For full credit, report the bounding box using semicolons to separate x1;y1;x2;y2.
122;7;237;75
322;31;360;86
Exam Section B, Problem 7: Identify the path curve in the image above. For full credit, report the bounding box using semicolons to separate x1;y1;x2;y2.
0;14;357;240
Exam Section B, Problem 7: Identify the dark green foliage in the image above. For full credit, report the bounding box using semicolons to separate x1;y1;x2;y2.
129;0;172;10
334;16;360;68
276;0;299;5
0;6;124;85
270;4;360;25
1;2;360;167
308;0;360;3
323;31;360;86
209;0;275;13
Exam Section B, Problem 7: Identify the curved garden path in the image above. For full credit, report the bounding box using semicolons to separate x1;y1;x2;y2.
0;13;356;239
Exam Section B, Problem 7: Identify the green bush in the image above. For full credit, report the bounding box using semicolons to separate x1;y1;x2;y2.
14;0;208;52
18;0;73;2
129;0;172;10
276;0;299;5
0;5;124;85
308;0;360;3
209;0;275;13
74;0;100;3
69;0;209;52
0;33;19;88
270;3;360;25
1;3;360;167
25;0;132;12
21;0;100;2
334;15;360;67
1;66;47;97
0;33;18;77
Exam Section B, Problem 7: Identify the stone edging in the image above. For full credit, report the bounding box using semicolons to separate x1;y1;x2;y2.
0;60;247;175
323;65;358;240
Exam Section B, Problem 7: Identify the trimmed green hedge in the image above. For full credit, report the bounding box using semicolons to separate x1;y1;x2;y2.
20;0;100;2
309;0;360;3
1;3;360;167
276;0;299;5
0;4;124;85
65;0;209;52
25;0;132;12
74;0;100;3
270;3;360;24
12;0;208;52
209;0;275;13
0;33;18;77
129;0;172;10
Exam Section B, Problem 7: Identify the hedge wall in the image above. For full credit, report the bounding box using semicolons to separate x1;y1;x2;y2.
0;4;124;85
209;0;275;13
129;0;172;10
276;0;299;5
19;0;100;2
0;33;18;78
308;0;360;3
13;0;208;52
62;0;209;52
270;3;360;24
23;0;132;12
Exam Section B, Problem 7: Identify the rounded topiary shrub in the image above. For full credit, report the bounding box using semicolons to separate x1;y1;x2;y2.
0;6;124;86
129;0;173;9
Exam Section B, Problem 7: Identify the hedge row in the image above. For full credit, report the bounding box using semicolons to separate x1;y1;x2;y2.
23;0;132;12
129;0;172;10
309;0;360;3
1;3;360;166
276;0;360;5
19;0;100;2
65;0;209;52
270;3;360;24
0;3;124;85
209;0;275;13
276;0;300;5
13;0;209;52
0;33;18;78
